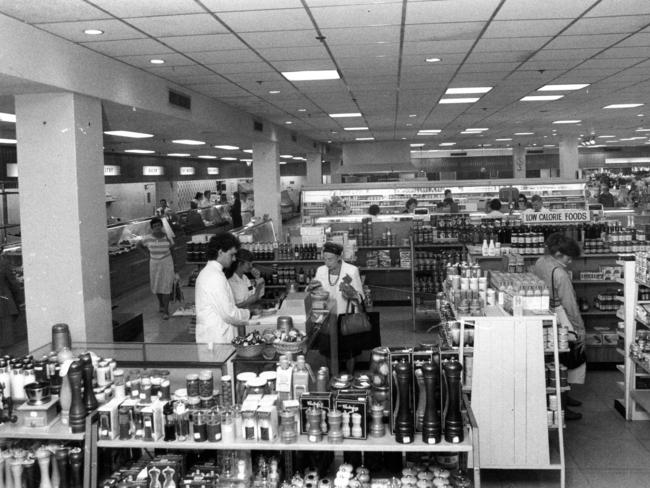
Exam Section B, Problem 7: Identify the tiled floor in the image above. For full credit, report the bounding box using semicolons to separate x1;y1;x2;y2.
105;286;650;487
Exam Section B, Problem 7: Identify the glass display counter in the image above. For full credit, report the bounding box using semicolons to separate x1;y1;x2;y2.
233;217;276;243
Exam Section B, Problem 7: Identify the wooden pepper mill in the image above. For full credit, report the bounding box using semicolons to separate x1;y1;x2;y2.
3;451;13;488
414;366;426;432
148;466;162;488
36;448;53;488
421;361;442;445
47;446;60;488
23;458;37;488
162;466;176;488
67;362;87;434
79;353;98;413
69;447;83;488
327;409;343;443
442;359;464;443
393;360;414;444
54;448;69;488
10;459;23;488
369;403;385;438
0;453;5;488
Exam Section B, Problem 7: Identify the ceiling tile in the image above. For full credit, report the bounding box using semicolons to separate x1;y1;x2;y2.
405;0;501;23
483;19;571;38
216;9;314;32
205;62;273;74
585;0;650;17
81;38;174;56
310;3;402;28
597;46;650;58
126;14;227;37
90;0;204;17
321;25;401;44
545;33;628;49
518;59;586;70
0;0;109;23
330;42;400;59
159;34;247;52
579;58;647;70
256;45;330;61
147;64;216;78
36;19;146;42
614;32;650;47
271;59;337;71
473;37;552;52
117;53;195;68
466;51;534;64
204;0;303;12
459;62;520;73
402;39;476;55
563;15;650;36
495;0;597;20
530;47;602;61
404;22;485;43
189;49;262;64
239;30;322;48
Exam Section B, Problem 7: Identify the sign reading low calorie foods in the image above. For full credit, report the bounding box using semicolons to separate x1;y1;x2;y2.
522;209;590;224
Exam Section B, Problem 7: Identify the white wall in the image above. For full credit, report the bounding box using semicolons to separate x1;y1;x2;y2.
106;182;157;221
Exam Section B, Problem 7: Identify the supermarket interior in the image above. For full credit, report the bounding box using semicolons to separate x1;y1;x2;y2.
3;1;650;488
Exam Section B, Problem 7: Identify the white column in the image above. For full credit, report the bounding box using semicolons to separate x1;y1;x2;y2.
305;152;322;186
559;136;579;179
513;144;526;179
15;92;112;349
253;141;282;238
329;148;343;184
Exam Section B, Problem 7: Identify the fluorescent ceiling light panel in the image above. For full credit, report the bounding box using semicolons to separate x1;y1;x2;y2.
221;157;237;160
603;103;644;109
329;113;361;118
167;153;190;157
520;95;564;101
293;157;306;161
439;142;456;146
635;128;650;132
243;149;253;153
0;112;16;123
597;135;616;138
355;137;375;141
282;70;340;81
445;87;492;95
417;129;441;134
104;130;153;138
344;127;369;131
279;161;287;165
285;121;293;125
439;98;480;104
495;138;513;141
552;120;581;124
172;139;205;145
410;143;425;147
214;145;239;150
538;84;589;91
268;90;281;94
280;154;293;158
425;57;441;63
241;159;252;162
514;132;534;135
125;149;154;154
465;128;488;132
198;155;217;159
150;59;165;64
0;138;17;144
83;28;104;35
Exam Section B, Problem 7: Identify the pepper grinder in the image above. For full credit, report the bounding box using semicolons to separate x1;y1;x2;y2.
79;353;98;412
341;411;350;438
0;453;5;488
36;448;52;488
306;407;322;443
414;367;426;432
421;362;442;445
67;362;87;434
69;448;83;488
393;360;414;444
162;466;176;488
47;446;60;488
10;459;23;488
351;413;363;438
23;458;37;488
4;451;14;488
148;467;162;488
442;360;464;443
59;365;72;426
327;410;343;443
54;448;69;488
369;404;385;438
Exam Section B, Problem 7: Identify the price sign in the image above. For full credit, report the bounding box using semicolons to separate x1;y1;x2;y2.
180;167;195;175
104;165;121;176
521;209;589;224
207;167;219;175
142;166;164;176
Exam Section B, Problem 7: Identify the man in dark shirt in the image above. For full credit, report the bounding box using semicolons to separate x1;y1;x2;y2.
598;184;616;208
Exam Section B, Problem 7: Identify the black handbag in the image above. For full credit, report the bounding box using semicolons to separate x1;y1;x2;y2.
560;331;587;369
340;299;372;336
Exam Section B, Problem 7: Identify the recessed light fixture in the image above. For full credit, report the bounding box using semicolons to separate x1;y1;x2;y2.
329;113;362;118
214;145;239;150
538;84;589;91
521;95;564;101
636;128;650;132
638;114;645;117
604;103;644;109
466;128;489;132
280;154;293;158
597;135;616;138
495;138;513;141
445;87;492;95
167;153;190;157
417;129;441;135
285;121;293;125
298;108;307;112
83;28;104;35
355;137;375;141
552;120;581;124
125;149;154;154
221;157;238;160
409;114;417;118
425;57;441;63
514;132;534;135
279;161;287;165
172;139;205;145
243;149;253;153
482;144;492;147
269;90;281;94
150;59;165;65
543;144;555;147
293;156;306;161
439;98;480;104
0;138;17;144
460;131;477;134
406;123;413;127
344;127;369;131
282;70;340;81
410;143;425;147
0;112;16;123
439;142;456;146
104;130;153;138
198;155;217;159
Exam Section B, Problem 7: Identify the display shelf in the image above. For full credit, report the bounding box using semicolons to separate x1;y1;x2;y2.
546;386;570;393
572;280;622;284
253;260;322;265
413;242;464;248
581;310;617;316
617;347;626;357
544;348;570;354
357;244;405;249
617;309;626;321
616;380;625;392
359;267;410;271
96;432;474;452
631;356;650;376
618;330;625;339
617;364;625;374
0;419;85;440
265;284;306;289
630;390;650;413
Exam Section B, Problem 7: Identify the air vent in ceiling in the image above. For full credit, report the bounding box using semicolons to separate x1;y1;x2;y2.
168;90;191;110
450;151;467;156
253;120;263;132
527;149;544;154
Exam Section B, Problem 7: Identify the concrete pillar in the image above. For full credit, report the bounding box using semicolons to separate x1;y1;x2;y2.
15;92;112;349
329;148;343;184
513;144;526;179
559;136;579;179
253;141;282;238
305;152;322;186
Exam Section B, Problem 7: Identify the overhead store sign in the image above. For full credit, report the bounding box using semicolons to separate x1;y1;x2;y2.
143;166;164;176
104;165;121;176
180;167;195;175
207;167;219;175
606;158;650;164
522;209;589;224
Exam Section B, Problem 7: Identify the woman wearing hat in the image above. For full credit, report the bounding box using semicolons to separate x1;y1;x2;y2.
228;248;265;309
308;241;365;373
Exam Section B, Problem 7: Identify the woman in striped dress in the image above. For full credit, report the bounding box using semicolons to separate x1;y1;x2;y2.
140;217;177;320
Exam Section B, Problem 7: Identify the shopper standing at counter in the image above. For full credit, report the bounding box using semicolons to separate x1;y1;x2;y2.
598;184;616;208
230;192;243;228
229;248;265;308
403;198;418;213
139;217;178;320
195;232;250;344
534;232;585;420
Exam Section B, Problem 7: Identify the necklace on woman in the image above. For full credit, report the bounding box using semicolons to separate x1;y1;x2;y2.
328;270;340;286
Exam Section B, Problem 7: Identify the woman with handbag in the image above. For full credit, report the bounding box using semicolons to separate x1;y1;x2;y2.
534;232;585;421
308;242;366;374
